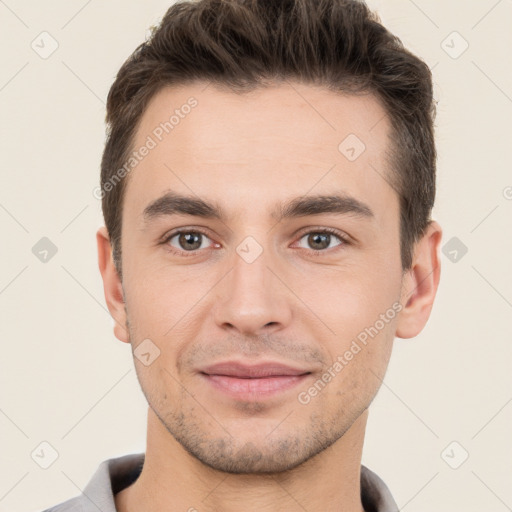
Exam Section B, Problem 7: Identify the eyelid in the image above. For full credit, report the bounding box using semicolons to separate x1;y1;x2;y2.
160;226;214;243
293;225;352;243
160;227;218;255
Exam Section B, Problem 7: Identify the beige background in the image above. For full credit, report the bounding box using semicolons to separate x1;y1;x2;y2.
0;1;511;511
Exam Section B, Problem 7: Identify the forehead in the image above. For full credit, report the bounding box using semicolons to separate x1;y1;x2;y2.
124;80;396;226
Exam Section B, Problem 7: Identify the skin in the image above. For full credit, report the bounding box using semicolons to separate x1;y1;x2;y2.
97;80;442;512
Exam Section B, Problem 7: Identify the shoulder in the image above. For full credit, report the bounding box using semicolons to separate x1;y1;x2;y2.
40;495;83;512
361;465;399;512
39;453;144;512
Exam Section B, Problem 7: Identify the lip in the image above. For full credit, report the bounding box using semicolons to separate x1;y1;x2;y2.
200;361;311;378
198;360;312;401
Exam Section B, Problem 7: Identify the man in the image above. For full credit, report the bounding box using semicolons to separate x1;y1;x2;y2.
44;0;442;510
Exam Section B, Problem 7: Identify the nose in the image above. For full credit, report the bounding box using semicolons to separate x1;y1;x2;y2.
213;244;292;336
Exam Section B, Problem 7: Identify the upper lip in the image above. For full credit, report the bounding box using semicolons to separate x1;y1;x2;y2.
199;361;311;378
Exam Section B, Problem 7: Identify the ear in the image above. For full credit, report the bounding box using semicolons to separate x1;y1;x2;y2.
96;226;130;344
395;220;442;339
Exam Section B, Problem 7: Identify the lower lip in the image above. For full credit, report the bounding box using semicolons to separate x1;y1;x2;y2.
201;373;310;400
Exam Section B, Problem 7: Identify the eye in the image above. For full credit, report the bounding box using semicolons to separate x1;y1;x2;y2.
295;228;349;252
163;229;217;255
160;227;350;258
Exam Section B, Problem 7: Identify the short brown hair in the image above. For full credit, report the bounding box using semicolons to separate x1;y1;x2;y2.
101;0;436;280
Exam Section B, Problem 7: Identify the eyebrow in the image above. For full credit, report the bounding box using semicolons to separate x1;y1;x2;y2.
142;190;374;225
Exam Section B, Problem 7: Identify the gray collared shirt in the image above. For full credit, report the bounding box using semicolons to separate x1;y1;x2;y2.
42;452;399;512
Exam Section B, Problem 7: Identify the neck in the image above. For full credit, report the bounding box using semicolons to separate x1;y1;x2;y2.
115;408;369;512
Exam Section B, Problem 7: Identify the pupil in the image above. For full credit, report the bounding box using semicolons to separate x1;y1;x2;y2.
180;232;201;250
309;233;329;250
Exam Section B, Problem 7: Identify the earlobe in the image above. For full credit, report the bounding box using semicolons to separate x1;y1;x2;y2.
395;221;443;339
96;226;130;344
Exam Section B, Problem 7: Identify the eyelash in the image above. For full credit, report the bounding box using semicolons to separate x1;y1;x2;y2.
160;227;351;258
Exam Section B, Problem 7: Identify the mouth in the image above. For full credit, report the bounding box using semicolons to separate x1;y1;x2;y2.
198;360;312;400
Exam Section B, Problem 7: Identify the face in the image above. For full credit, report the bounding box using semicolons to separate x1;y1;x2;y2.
111;81;406;473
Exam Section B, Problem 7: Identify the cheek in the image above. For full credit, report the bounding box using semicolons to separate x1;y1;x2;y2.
124;264;206;332
134;363;183;414
306;270;399;332
322;322;395;408
307;273;400;377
